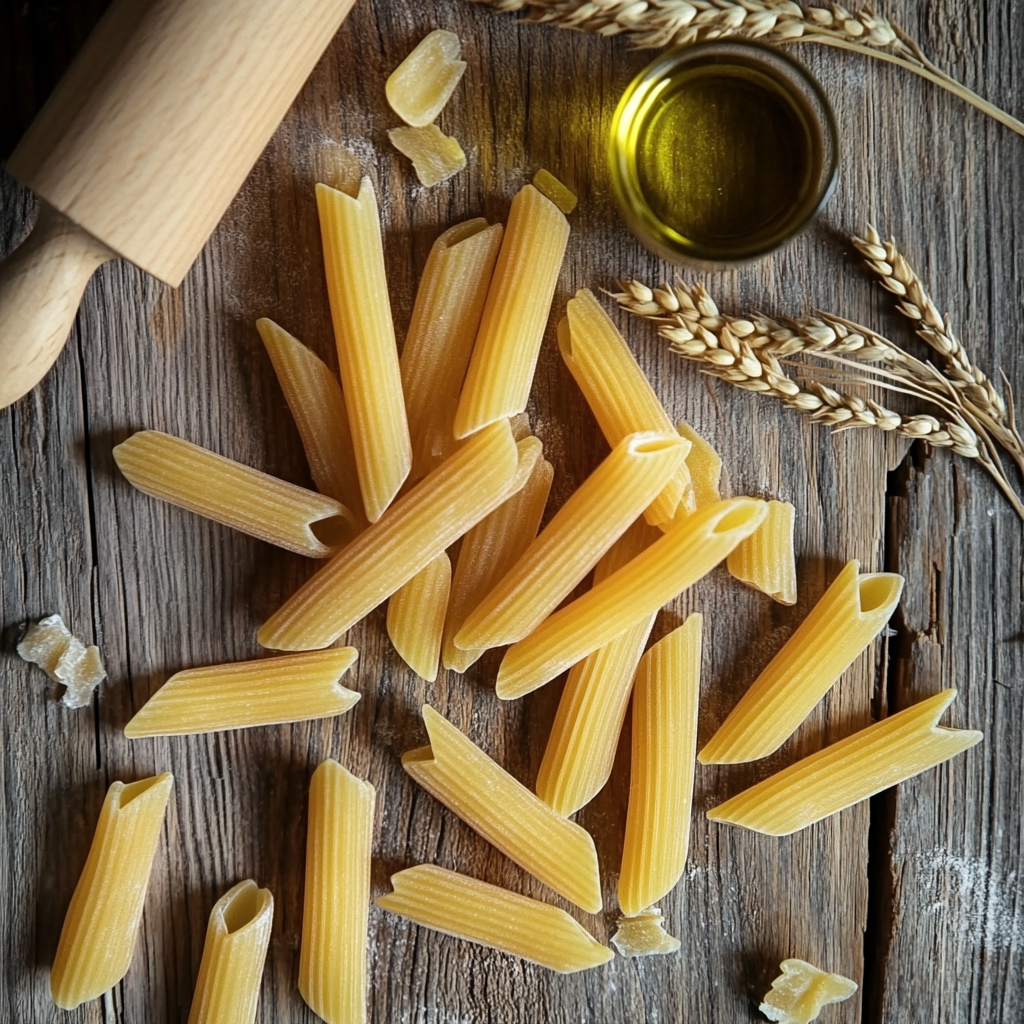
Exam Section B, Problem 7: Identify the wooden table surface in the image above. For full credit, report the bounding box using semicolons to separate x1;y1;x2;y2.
1;1;1021;1021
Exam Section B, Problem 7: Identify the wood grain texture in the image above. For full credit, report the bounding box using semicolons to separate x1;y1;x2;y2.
0;1;1020;1022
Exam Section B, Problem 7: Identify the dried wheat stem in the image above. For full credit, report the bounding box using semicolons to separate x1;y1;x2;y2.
472;0;1024;138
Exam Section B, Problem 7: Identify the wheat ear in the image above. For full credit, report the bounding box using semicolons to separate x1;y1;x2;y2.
473;1;1024;138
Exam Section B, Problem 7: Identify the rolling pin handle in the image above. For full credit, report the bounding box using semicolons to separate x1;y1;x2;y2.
0;201;113;410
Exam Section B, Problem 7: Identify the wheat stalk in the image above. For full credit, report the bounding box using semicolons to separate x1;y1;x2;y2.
473;0;1024;137
851;226;1024;476
611;278;1024;517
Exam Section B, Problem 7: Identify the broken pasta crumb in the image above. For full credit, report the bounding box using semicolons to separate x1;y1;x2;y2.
386;30;467;128
17;614;106;709
610;908;680;957
388;125;466;187
760;959;858;1024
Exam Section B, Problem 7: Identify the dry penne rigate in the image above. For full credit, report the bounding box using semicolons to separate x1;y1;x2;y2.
42;32;985;1020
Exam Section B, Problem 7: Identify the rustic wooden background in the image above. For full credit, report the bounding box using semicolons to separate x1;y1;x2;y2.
1;1;1021;1021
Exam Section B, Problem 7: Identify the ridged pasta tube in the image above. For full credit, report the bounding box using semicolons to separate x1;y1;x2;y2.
726;499;797;605
387;552;451;681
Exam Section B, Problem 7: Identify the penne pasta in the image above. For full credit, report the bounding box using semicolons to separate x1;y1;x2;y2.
387;552;451;681
561;290;692;525
403;705;602;912
50;773;174;1009
317;177;412;522
377;865;612;974
123;650;359;738
707;689;981;836
113;430;356;557
299;760;375;1024
726;499;797;605
699;560;904;764
388;125;466;187
401;219;503;480
385;29;467;127
677;422;722;510
532;169;577;214
535;517;661;816
496;498;768;699
760;959;858;1024
257;420;522;652
453;185;570;437
618;614;702;918
454;431;688;651
188;880;274;1024
256;317;365;529
443;437;552;673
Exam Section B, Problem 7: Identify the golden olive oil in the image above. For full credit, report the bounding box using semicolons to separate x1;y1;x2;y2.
610;44;837;264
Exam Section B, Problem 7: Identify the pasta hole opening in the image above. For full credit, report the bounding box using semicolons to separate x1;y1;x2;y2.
858;575;902;614
633;435;683;454
118;774;168;807
310;513;356;550
442;218;491;248
222;883;262;933
400;744;435;766
713;502;762;534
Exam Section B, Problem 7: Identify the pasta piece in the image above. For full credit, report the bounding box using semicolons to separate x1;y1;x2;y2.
124;650;359;738
561;290;692;525
258;420;521;652
726;499;797;605
532;169;577;214
188;880;274;1024
50;773;174;1009
17;613;106;708
610;908;680;958
388;125;466;187
535;518;661;816
454;431;688;651
387;552;451;681
401;219;503;480
385;29;467;127
113;430;355;557
496;498;767;699
256;318;365;529
403;705;602;912
299;760;375;1024
317;178;412;522
377;865;612;974
677;422;722;509
760;959;858;1024
699;560;904;764
707;688;982;836
619;615;702;917
453;185;570;437
443;438;552;673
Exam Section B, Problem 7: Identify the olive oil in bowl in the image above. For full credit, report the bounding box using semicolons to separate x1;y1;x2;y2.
609;42;838;264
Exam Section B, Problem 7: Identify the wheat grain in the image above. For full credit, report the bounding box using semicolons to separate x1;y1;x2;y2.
472;0;1024;137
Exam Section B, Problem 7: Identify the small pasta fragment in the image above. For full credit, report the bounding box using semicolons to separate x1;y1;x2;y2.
187;880;274;1024
618;615;702;918
699;560;904;764
561;291;691;524
377;865;612;974
454;184;570;437
256;318;365;529
257;420;520;652
532;169;577;214
401;220;503;481
707;689;982;836
299;760;375;1024
388;125;466;187
385;30;467;127
17;613;106;708
610;908;680;958
443;438;553;673
759;959;858;1024
387;552;451;681
124;650;360;738
677;421;722;509
403;705;602;912
726;499;797;605
316;178;412;523
454;431;688;651
496;498;767;699
535;518;661;816
50;774;174;1009
113;430;355;558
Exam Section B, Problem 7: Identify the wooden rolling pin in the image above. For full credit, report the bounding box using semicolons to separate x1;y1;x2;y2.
0;0;357;410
